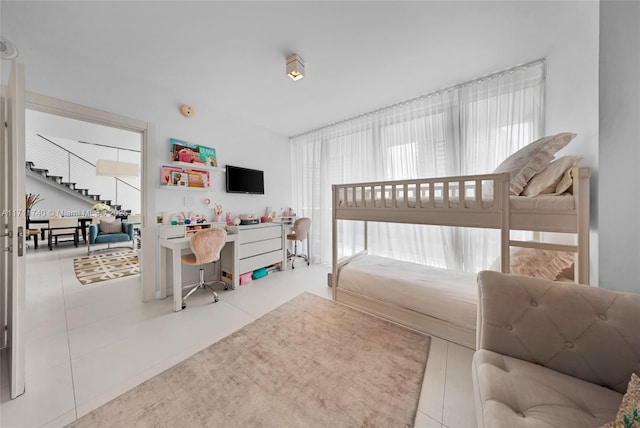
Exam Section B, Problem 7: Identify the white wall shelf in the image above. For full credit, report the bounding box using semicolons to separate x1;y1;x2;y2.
170;161;226;173
160;185;212;192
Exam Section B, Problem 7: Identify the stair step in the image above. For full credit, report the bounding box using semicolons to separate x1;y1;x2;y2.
27;160;131;217
31;168;49;175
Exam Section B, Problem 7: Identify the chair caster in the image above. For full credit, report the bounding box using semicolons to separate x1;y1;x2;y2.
214;296;219;303
182;303;186;310
224;285;228;290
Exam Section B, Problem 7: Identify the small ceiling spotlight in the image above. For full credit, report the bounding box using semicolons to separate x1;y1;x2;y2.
286;54;305;81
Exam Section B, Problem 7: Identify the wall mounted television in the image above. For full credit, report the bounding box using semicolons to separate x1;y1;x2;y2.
225;165;265;195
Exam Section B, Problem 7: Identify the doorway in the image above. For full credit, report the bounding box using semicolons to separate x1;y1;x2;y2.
1;90;157;408
24;92;157;301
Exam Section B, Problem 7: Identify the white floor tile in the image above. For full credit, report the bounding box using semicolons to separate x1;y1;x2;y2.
40;410;77;428
0;360;75;428
442;343;477;428
419;336;448;423
25;331;70;374
414;411;443;428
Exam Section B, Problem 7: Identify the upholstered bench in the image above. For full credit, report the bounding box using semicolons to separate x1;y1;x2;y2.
473;271;640;428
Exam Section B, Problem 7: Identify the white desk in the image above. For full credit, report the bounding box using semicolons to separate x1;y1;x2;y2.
159;234;239;312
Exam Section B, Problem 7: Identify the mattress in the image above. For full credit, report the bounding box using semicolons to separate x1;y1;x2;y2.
337;254;478;330
338;193;575;211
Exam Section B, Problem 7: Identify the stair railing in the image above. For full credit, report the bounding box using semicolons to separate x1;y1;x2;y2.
26;133;141;213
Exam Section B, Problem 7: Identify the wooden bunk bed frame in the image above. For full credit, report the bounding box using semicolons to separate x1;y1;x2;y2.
331;167;591;348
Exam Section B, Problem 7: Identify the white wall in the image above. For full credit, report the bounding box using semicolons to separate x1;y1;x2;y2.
5;34;291;227
26;176;93;218
598;1;640;292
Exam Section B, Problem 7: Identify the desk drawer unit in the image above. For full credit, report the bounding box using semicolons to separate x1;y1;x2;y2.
227;223;285;275
239;237;281;259
239;251;283;274
237;226;281;244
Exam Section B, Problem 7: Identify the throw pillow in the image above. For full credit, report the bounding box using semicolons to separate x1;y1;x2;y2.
521;155;582;197
555;167;575;194
99;219;122;234
604;373;640;428
492;132;577;196
490;247;575;281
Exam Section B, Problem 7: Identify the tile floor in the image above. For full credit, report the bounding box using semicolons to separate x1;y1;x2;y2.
0;245;477;428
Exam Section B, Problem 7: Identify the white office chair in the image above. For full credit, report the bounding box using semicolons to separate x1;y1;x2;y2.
287;217;311;269
180;228;228;309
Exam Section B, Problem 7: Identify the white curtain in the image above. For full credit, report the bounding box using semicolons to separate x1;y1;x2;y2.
290;61;545;272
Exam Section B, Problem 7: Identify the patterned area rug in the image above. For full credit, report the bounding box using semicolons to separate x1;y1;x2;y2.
73;250;139;285
69;292;430;427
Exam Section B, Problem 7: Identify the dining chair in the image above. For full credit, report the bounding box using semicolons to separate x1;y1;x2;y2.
48;217;79;250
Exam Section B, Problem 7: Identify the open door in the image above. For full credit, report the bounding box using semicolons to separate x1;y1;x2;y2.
1;60;26;399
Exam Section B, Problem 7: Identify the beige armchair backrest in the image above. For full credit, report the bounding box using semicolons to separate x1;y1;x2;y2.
476;270;640;394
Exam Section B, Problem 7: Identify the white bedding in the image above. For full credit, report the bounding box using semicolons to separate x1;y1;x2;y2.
339;193;575;211
337;254;478;330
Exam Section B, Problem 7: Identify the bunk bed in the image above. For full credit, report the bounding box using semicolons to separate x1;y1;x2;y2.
331;167;591;348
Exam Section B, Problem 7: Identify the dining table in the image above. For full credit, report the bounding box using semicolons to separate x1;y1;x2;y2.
26;217;94;244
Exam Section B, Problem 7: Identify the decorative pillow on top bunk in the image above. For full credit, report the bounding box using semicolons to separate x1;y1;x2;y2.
521;155;582;197
492;132;576;196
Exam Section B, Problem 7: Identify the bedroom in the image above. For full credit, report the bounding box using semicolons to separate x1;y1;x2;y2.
0;1;638;427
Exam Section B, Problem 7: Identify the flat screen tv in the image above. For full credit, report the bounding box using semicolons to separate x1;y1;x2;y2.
225;165;265;195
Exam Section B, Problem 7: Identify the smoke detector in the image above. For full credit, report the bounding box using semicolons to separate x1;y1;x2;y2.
0;36;18;60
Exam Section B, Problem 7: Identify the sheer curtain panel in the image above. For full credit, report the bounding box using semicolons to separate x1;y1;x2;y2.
290;60;545;272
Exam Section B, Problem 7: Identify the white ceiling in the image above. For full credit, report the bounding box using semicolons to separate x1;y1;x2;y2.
2;1;565;137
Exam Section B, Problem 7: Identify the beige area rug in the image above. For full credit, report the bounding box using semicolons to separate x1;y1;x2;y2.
69;292;430;427
73;250;139;285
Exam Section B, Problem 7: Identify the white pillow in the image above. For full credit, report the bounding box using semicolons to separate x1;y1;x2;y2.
521;155;582;197
492;133;577;196
555;168;574;194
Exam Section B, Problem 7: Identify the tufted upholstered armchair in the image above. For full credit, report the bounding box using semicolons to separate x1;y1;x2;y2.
473;271;640;428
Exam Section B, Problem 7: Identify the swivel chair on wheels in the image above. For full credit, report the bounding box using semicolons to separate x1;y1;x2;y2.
286;217;311;269
181;228;228;309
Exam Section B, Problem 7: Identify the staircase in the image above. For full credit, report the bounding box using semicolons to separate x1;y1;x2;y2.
26;161;123;211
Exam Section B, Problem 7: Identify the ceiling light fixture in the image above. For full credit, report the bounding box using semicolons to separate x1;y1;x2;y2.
286;54;305;81
0;36;18;60
96;159;139;177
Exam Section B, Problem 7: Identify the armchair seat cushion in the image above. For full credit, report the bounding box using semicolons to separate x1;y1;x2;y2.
473;349;621;428
88;222;135;255
94;233;132;244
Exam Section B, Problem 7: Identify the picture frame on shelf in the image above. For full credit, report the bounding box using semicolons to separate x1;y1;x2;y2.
171;171;188;187
170;138;217;167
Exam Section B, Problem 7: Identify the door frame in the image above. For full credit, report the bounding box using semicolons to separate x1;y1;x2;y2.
25;92;158;301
